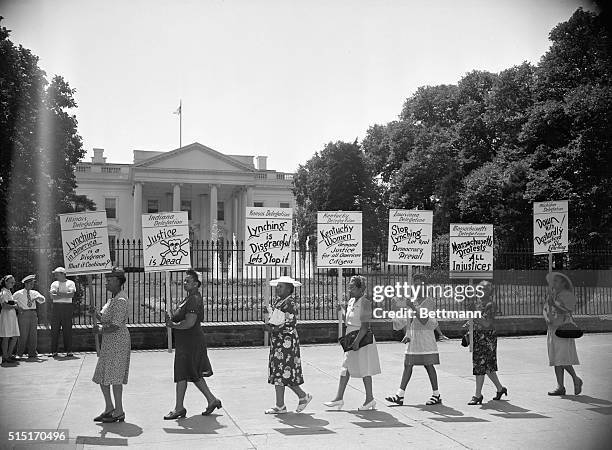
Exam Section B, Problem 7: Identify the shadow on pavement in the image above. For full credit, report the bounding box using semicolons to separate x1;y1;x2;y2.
559;395;612;415
163;414;226;434
407;403;490;422
480;400;550;419
273;413;335;436
95;421;144;438
347;409;411;428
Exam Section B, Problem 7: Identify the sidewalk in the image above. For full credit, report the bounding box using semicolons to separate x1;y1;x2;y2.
1;334;611;449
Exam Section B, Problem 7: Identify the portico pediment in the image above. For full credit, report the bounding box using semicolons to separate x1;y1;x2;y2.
134;143;254;172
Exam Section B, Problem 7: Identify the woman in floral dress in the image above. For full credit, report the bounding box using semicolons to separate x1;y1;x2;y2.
92;267;131;423
468;281;507;405
265;276;312;414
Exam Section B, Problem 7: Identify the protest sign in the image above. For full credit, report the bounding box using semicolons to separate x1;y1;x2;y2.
387;209;433;266
142;211;191;272
533;200;568;255
244;207;293;266
449;223;493;279
59;211;112;276
317;211;362;268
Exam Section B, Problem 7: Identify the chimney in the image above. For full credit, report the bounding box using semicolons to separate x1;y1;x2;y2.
92;148;107;164
255;155;267;171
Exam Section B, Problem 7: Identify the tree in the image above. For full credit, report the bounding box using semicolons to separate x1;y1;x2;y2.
292;141;385;250
0;19;94;275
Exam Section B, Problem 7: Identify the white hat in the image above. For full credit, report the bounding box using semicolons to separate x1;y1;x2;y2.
52;267;66;274
546;272;574;292
21;274;36;284
269;276;302;287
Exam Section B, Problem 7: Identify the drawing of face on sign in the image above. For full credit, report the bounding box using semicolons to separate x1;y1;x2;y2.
160;238;189;258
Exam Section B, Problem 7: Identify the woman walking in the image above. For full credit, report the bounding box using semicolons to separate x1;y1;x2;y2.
92;267;131;423
164;269;221;419
265;276;312;414
544;272;582;396
0;275;20;365
324;275;381;411
467;281;507;405
385;274;441;406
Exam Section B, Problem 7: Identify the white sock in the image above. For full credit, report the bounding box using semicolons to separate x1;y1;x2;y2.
433;390;439;396
396;389;405;397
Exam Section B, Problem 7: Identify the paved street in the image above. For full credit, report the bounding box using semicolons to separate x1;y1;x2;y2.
1;334;611;449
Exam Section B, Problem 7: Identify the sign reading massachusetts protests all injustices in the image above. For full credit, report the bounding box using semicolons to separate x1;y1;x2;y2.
142;211;191;272
244;207;293;266
387;209;433;266
317;211;362;268
59;211;112;276
533;200;568;255
449;223;493;279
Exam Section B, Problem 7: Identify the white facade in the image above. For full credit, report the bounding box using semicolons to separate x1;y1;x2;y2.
75;143;295;243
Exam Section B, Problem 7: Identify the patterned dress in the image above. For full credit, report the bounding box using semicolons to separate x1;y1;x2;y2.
268;295;304;386
472;298;498;376
92;291;131;385
172;291;213;382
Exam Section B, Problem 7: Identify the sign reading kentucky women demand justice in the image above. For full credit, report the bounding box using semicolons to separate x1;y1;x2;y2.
533;200;568;255
59;211;112;276
317;211;362;268
449;223;493;279
387;209;433;266
142;211;191;272
244;207;293;266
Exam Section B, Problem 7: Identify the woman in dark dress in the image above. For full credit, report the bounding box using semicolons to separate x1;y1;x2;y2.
164;269;221;419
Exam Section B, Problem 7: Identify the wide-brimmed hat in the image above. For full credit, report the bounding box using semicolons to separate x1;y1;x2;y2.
270;276;302;287
52;267;66;274
546;272;574;291
21;274;36;284
105;267;126;282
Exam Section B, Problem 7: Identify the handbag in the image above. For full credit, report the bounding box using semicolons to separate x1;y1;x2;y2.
338;328;374;352
268;308;286;326
461;330;470;347
555;314;583;339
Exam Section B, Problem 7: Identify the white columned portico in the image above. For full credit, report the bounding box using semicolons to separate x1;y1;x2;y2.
210;184;218;241
172;184;181;211
133;182;143;239
233;195;238;238
199;193;207;240
246;185;254;207
238;187;245;242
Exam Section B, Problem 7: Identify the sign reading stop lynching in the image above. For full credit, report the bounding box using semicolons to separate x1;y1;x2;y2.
244;207;293;266
142;211;191;273
449;223;494;279
387;209;433;266
59;210;112;276
533;200;569;255
317;211;362;268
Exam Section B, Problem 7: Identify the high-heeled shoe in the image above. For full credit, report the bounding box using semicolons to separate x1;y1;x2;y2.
323;399;344;410
296;393;313;413
264;405;287;414
93;410;114;422
385;394;404;406
468;395;483;405
164;408;187;420
574;377;583;395
358;399;376;411
202;399;222;416
548;386;566;396
101;412;125;423
493;387;508;400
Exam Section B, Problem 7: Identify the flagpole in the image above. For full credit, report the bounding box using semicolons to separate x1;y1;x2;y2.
179;99;182;148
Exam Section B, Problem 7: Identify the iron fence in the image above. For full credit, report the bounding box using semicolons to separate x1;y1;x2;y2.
1;241;611;325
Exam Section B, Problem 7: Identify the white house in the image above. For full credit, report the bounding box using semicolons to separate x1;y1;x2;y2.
75;143;296;245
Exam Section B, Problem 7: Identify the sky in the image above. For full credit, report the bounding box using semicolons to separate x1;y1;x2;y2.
2;0;593;173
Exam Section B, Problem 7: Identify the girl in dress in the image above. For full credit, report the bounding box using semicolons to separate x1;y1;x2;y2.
0;275;19;364
386;274;441;406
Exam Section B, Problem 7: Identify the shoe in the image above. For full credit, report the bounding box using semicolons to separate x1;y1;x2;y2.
493;387;508;400
93;410;114;422
426;394;442;405
101;412;125;423
296;393;312;413
574;377;583;395
66;353;74;358
385;394;404;406
264;405;287;414
468;395;484;405
10;355;20;361
202;399;222;416
323;400;344;410
548;387;566;396
51;353;58;358
358;399;376;411
164;408;187;420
